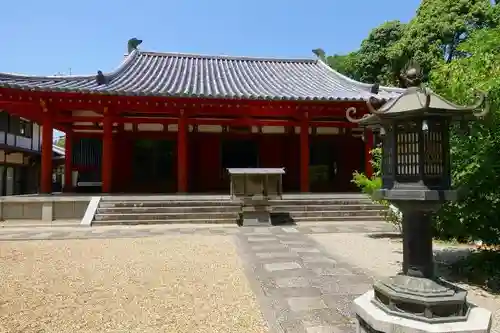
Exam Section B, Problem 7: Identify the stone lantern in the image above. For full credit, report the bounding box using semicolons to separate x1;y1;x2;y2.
346;64;492;333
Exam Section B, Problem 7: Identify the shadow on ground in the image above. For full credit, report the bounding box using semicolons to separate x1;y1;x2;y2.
368;232;402;240
437;249;500;294
236;213;297;226
367;232;500;294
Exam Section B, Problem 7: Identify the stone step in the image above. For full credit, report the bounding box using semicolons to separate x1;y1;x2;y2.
92;218;238;226
99;200;238;208
275;210;384;218
270;215;385;223
268;199;376;206
94;210;381;222
92;215;384;226
96;204;384;214
97;205;241;214
100;199;379;209
272;204;385;212
94;211;239;221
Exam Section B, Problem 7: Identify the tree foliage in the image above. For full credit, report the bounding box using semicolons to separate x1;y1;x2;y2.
345;0;500;244
54;136;65;148
351;21;406;86
325;0;498;87
326;21;405;86
430;26;500;244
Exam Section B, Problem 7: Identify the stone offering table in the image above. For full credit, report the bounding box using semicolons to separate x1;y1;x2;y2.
227;168;285;227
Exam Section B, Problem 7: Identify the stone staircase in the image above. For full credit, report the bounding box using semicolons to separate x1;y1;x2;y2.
269;196;386;224
91;194;386;226
92;196;241;225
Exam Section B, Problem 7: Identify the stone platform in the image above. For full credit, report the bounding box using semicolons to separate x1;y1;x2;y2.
0;193;388;228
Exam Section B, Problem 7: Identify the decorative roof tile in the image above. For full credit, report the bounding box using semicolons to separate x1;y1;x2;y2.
0;51;403;101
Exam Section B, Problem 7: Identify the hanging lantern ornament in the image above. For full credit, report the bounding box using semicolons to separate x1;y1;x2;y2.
346;61;490;329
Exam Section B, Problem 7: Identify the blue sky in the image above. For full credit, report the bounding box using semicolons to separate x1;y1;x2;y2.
1;0;421;138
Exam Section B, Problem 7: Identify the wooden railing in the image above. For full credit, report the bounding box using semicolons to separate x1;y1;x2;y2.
0;131;41;151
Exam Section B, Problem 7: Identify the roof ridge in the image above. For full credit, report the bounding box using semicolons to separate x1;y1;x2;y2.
0;50;139;81
316;59;405;94
138;50;318;63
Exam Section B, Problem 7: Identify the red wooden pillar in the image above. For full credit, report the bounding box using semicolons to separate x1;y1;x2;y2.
300;117;310;192
364;128;374;178
177;110;188;192
101;108;113;193
64;131;73;192
40;102;53;194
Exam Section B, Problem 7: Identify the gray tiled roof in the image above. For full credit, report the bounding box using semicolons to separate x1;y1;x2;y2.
0;51;403;101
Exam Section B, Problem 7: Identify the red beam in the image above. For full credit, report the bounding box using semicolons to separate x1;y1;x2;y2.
57;116;178;124
309;121;358;128
0;87;368;114
66;118;359;130
0;101;35;108
71;125;104;130
57;116;102;123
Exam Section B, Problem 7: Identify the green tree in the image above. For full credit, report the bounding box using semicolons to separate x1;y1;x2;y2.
54;136;65;148
327;0;498;86
326;21;405;86
430;26;500;244
389;0;495;78
353;20;406;86
326;52;359;79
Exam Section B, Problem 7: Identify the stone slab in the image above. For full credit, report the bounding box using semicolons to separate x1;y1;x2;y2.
280;240;310;246
287;297;328;312
264;262;302;272
247;236;277;242
251;244;287;251
255;252;299;259
275;277;312;288
291;247;321;253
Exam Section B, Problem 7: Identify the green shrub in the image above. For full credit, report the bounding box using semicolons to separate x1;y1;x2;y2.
351;147;402;232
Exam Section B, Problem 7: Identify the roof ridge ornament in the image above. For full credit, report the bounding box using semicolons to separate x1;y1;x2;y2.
127;38;143;54
95;70;108;85
401;59;423;88
312;48;326;61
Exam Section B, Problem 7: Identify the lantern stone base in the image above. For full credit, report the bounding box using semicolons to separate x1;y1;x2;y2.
240;200;272;227
354;290;492;333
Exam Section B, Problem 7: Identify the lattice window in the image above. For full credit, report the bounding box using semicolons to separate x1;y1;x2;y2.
423;122;444;176
382;127;393;174
396;123;419;176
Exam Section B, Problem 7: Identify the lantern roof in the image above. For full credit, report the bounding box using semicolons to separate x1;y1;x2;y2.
346;62;489;126
349;87;488;126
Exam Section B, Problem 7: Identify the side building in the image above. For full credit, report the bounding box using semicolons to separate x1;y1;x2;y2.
0;111;64;195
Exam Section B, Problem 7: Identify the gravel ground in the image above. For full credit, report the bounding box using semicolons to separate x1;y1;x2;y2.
311;233;500;332
0;235;267;333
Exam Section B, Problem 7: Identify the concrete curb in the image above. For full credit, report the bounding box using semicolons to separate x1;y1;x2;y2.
80;196;101;227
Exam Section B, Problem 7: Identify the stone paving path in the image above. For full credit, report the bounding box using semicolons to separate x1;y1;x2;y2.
0;222;393;241
237;226;374;333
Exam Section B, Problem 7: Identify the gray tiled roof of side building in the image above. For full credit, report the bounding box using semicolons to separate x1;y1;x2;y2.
0;50;403;101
